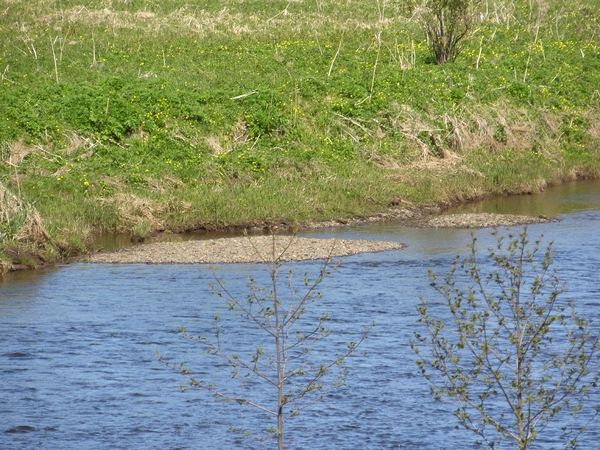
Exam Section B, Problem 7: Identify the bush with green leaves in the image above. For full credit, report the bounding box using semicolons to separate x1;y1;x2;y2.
413;228;600;449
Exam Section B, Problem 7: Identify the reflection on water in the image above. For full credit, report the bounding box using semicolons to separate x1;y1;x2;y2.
445;179;600;217
1;179;599;450
90;227;274;252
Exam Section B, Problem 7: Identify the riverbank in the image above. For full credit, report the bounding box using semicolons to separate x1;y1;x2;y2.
1;0;599;271
83;212;555;265
0;173;588;272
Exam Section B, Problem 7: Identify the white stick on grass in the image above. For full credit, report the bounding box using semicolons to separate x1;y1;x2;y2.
327;33;344;78
51;36;59;84
368;31;382;102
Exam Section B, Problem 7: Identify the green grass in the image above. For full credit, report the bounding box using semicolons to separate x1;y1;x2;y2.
1;0;600;266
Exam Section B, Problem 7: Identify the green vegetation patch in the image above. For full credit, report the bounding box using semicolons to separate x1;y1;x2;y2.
1;0;600;267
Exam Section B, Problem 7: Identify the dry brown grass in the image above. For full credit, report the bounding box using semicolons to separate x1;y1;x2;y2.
584;110;600;139
205;135;227;156
1;138;86;171
62;132;95;156
97;193;192;233
36;6;264;37
0;181;50;243
204;120;250;156
387;100;572;165
2;140;35;167
144;175;185;193
447;101;558;153
21;1;415;38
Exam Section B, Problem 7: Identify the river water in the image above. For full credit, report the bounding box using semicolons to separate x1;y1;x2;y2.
2;180;600;450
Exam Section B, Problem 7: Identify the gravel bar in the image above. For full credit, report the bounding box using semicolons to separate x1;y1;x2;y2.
426;213;557;228
86;236;407;264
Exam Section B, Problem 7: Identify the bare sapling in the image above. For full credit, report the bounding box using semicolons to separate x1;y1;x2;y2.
158;235;373;450
413;228;600;449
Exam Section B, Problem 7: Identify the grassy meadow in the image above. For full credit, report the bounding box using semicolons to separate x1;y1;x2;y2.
1;0;600;268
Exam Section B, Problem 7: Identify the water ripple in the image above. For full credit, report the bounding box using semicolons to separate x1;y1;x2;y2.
2;184;600;449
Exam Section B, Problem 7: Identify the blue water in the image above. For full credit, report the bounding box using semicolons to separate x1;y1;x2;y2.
1;181;600;449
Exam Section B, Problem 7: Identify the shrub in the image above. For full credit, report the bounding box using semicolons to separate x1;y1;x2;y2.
413;228;600;449
418;0;479;64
